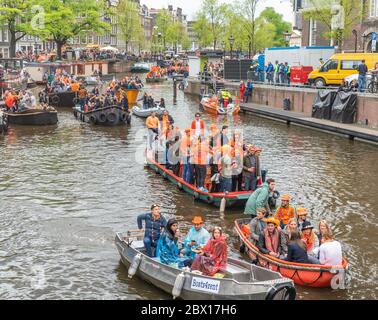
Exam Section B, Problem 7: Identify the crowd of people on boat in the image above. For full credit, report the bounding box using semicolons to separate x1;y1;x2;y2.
2;89;38;112
137;206;227;276
139;93;166;110
243;185;343;266
146;112;266;193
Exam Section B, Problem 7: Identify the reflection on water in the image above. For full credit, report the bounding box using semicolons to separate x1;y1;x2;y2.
0;79;377;299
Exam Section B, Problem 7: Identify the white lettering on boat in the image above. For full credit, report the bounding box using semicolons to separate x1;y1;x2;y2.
190;276;220;294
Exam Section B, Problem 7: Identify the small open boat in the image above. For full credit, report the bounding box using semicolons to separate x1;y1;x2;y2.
200;95;240;116
48;91;76;108
115;231;296;300
73;105;131;126
146;155;252;208
131;104;165;118
130;62;150;73
6;108;58;125
235;218;349;289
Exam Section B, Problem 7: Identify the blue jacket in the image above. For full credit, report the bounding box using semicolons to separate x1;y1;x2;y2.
182;226;211;259
266;63;273;73
287;243;309;263
137;213;167;242
247;82;253;90
156;230;188;267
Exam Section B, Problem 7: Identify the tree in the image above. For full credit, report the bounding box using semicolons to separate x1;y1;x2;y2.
197;0;228;50
192;13;212;49
115;0;142;53
258;7;291;47
0;0;37;58
38;0;110;59
302;0;363;49
235;0;261;56
155;9;172;50
166;21;186;53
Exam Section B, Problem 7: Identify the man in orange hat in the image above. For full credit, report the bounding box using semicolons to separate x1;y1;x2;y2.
182;216;210;259
275;194;295;229
257;217;285;258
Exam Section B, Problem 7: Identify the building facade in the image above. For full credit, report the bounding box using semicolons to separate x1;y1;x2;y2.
0;28;10;58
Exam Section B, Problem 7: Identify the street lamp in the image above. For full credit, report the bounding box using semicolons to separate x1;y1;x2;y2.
157;32;162;60
352;29;357;53
221;41;225;60
229;35;234;60
283;31;291;47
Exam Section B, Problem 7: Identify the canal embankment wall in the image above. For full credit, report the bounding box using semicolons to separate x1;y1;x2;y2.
184;78;378;129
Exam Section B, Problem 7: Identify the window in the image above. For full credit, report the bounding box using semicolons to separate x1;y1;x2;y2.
341;60;362;70
87;35;93;44
371;0;377;17
321;59;338;71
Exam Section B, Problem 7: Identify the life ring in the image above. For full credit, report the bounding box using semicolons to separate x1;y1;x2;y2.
89;114;97;124
193;191;200;200
265;283;296;300
51;95;60;105
98;113;107;123
107;112;117;124
206;195;213;204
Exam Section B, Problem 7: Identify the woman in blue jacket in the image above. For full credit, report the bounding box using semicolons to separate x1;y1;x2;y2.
286;231;310;263
156;218;192;268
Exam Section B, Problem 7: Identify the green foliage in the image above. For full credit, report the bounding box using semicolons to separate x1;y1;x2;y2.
193;13;212;49
115;0;142;52
155;9;172;48
37;0;110;57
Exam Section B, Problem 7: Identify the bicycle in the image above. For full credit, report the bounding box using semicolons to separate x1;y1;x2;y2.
367;73;378;93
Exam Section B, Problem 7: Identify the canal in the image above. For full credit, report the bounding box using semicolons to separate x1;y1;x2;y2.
0;79;377;299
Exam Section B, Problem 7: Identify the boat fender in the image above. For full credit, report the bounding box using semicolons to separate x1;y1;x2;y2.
107;112;117;123
177;182;183;190
128;253;142;279
172;272;186;299
178;82;184;91
89;114;97;124
193;191;200;200
206;195;213;204
121;113;127;122
73;98;80;104
265;283;296;300
330;269;346;290
98;113;107;123
51;95;60;105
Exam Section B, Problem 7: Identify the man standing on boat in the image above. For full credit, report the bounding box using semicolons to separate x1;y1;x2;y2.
244;178;276;217
146;111;160;150
275;194;296;229
137;204;167;257
191;113;205;138
243;144;257;191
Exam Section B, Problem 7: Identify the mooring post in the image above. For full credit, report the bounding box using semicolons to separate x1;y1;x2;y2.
173;78;177;103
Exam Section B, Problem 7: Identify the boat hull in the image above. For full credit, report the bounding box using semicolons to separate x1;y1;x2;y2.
200;98;240;116
6;109;58;125
132;106;165;118
235;219;349;289
48;92;76;108
146;77;167;83
73;105;131;126
115;232;296;300
146;156;252;208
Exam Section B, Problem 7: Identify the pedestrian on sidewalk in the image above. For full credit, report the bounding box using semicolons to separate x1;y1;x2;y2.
239;80;246;102
244;80;253;103
358;59;368;92
265;62;274;84
274;61;280;84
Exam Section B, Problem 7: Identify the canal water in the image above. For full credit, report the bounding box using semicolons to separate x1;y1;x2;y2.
0;79;377;300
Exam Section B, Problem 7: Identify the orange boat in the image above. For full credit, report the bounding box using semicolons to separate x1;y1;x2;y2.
200;92;240;115
125;89;139;105
235;218;349;289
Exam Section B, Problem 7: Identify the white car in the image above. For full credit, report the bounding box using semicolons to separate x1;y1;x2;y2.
344;73;372;86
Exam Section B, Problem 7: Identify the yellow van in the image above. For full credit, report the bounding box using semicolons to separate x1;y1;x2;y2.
308;53;378;87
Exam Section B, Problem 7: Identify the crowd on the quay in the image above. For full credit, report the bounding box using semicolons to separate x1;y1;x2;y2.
146;112;265;193
202;61;224;80
137;206;227;276
243;181;343;266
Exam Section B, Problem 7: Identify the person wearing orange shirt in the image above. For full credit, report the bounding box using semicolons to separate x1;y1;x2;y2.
180;128;194;184
191;113;205;138
192;137;210;189
146;111;160;150
275;194;296;229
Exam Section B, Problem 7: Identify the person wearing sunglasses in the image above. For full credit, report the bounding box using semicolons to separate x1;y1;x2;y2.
181;216;210;259
296;207;309;231
137;204;167;257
